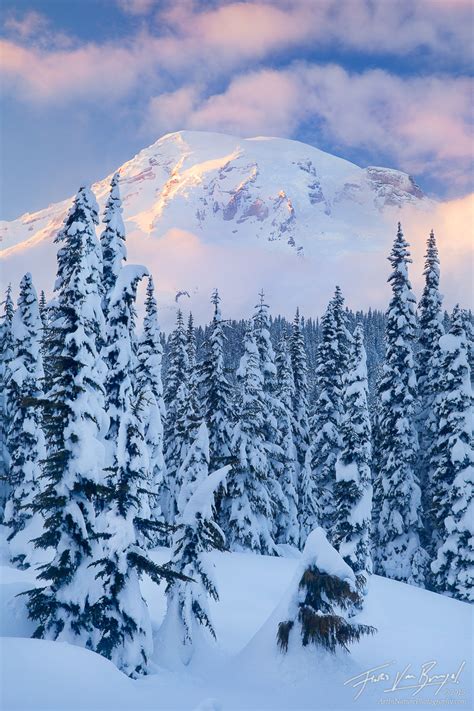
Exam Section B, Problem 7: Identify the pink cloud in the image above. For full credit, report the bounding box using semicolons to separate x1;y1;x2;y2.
1;1;472;106
188;70;301;137
0;37;156;102
142;63;472;193
160;0;474;64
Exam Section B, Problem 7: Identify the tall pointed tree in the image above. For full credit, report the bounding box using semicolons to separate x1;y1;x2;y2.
92;264;182;676
163;310;191;524
160;455;230;665
306;289;347;536
289;308;310;468
274;335;299;547
0;284;14;515
136;275;167;541
430;306;474;602
3;274;46;567
418;230;444;403
252;291;287;541
417;230;444;543
198;290;234;476
184;312;201;441
24;187;109;647
100;172;126;318
375;223;428;586
224;322;277;554
333;324;373;593
38;290;47;323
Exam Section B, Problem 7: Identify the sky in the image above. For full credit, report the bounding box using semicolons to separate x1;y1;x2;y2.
0;0;473;221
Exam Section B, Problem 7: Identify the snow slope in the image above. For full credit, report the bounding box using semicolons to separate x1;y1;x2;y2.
0;529;471;711
0;131;438;326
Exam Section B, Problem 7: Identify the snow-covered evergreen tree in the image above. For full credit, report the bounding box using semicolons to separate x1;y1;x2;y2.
163;310;191;524
0;284;14;515
3;274;46;567
417;230;444;541
38;290;47;323
25;187;108;646
160;456;230;665
136;275;167;542
224;322;277;554
277;528;375;654
177;422;209;515
289;308;310;468
93;264;181;676
100;172;126;317
430;306;474;601
274;335;299;547
198;290;234;477
333;324;373;593
184;312;201;441
375;223;428;586
252;291;287;541
306;289;347;536
418;230;444;404
298;450;321;548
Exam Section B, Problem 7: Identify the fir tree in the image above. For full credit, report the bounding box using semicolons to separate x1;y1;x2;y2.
92;265;182;676
0;284;14;515
274;334;299;547
306;289;347;537
198;290;234;477
24;187;109;646
177;422;209;514
277;528;375;654
417;230;444;542
3;274;46;567
185;312;201;440
100;172;126;317
375;224;428;586
289;308;310;468
224;322;277;554
418;230;444;403
136;276;167;543
163;310;192;523
160;455;230;665
252;291;287;542
333;324;373;593
38;290;47;323
430;306;474;601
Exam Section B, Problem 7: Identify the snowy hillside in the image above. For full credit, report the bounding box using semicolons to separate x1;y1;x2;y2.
0;131;434;324
1;532;471;711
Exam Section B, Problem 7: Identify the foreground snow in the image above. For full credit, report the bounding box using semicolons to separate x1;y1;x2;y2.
0;532;471;710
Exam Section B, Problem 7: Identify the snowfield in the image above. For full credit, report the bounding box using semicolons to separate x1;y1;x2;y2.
0;529;471;711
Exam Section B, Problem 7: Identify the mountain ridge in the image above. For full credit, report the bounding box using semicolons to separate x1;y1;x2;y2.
0;129;429;258
1;130;444;327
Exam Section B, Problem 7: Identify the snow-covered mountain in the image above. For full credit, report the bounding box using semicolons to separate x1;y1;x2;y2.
0;131;437;324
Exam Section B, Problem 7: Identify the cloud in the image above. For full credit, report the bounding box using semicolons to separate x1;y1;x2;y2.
160;0;474;66
116;0;156;16
0;36;157;102
4;11;49;39
2;0;473;104
143;64;473;195
3;10;73;50
0;1;472;202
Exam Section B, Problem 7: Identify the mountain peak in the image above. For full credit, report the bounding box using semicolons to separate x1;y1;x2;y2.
0;129;432;325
